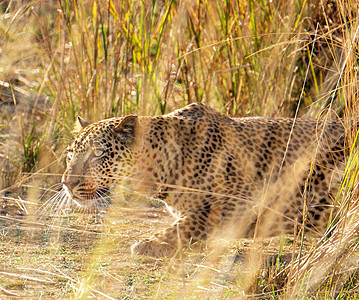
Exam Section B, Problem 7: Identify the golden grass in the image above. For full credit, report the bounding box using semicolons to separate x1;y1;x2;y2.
0;0;359;298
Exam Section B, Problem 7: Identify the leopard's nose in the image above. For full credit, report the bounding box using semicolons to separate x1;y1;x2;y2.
62;173;80;193
62;179;80;192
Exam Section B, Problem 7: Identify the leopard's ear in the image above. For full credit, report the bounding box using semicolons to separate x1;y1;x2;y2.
114;115;138;141
73;116;90;133
77;116;90;129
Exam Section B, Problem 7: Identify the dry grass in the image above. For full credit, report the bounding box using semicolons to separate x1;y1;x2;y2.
0;0;359;298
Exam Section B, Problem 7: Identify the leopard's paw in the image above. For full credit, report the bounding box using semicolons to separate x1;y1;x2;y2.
131;238;177;257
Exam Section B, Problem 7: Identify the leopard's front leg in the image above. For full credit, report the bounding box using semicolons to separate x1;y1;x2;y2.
131;210;216;257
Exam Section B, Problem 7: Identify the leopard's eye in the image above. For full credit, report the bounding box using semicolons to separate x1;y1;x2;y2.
92;141;104;157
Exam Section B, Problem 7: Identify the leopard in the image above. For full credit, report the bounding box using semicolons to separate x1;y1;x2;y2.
61;103;347;257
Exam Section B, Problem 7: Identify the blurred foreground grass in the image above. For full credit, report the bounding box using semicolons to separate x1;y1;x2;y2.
0;0;359;298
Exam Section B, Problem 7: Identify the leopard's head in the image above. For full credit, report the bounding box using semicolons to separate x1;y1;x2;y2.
61;115;137;207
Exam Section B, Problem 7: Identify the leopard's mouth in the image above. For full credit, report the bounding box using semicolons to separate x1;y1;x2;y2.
62;184;110;209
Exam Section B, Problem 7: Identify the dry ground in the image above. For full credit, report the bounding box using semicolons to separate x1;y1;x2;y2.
0;193;321;299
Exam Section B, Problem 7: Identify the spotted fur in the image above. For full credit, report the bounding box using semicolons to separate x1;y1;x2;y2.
62;103;347;256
